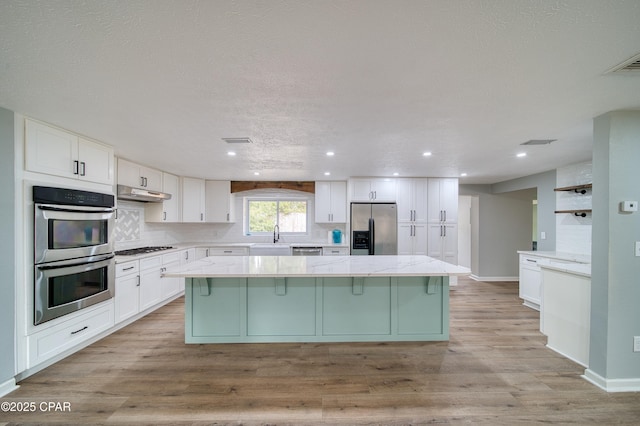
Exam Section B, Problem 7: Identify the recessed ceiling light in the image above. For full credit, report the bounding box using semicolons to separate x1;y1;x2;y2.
423;151;432;157
460;173;467;177
253;172;260;176
227;151;236;156
326;151;335;156
393;172;399;176
517;152;527;158
324;172;331;176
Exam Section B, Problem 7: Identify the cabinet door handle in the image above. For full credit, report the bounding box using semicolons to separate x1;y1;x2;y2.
443;225;446;237
70;326;88;335
226;213;230;222
80;161;86;176
136;275;140;286
200;213;204;221
443;210;447;222
122;266;135;271
163;211;167;221
73;160;79;175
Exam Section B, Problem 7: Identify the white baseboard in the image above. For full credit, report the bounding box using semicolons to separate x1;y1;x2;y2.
583;369;640;392
469;274;519;282
0;377;19;397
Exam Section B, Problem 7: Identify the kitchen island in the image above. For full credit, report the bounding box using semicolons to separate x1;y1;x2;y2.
163;255;469;344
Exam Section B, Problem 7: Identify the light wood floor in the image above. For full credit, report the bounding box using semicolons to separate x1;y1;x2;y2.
3;277;640;425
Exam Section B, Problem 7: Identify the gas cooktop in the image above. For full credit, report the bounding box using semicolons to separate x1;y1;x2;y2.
115;246;174;256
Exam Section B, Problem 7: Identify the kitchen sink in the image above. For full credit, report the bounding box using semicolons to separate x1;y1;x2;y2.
249;243;292;256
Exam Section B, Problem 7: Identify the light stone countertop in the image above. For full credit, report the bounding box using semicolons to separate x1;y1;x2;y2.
539;261;591;278
517;250;591;264
163;255;470;278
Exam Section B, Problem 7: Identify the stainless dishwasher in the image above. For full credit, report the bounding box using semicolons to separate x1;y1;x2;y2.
291;246;323;256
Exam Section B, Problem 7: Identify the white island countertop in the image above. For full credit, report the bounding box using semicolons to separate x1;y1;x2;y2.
164;255;470;278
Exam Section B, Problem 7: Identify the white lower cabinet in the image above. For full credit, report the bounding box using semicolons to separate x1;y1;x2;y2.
398;223;427;255
115;260;141;323
181;248;196;265
115;252;187;324
139;256;163;311
519;254;542;311
28;302;114;368
161;251;182;299
196;246;250;259
323;246;349;256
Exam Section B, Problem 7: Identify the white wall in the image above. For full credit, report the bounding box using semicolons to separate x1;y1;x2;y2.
457;196;471;268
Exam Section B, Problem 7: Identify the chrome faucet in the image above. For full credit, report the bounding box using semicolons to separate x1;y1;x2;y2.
273;224;280;243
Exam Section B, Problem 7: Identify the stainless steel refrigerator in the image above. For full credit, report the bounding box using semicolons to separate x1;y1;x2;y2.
350;202;398;255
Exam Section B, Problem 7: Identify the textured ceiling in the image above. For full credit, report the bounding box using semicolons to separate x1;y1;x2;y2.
1;0;640;184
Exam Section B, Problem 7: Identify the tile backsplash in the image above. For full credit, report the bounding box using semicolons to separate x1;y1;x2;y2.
113;208;140;242
555;161;592;256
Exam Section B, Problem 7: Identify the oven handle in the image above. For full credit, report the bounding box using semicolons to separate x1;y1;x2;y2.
36;253;115;270
37;204;115;214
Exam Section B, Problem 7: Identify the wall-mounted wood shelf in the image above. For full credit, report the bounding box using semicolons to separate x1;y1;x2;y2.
554;209;592;217
554;183;592;194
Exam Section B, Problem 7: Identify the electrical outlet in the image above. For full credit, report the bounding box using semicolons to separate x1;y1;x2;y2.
636;241;640;257
634;336;640;352
541;231;546;240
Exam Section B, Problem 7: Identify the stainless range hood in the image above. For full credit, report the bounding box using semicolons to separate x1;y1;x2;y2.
117;185;171;203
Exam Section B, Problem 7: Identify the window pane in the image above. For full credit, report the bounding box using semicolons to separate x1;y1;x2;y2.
248;200;277;233
278;201;307;233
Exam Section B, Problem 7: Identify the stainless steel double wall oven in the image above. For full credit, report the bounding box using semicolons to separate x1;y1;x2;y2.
33;186;116;325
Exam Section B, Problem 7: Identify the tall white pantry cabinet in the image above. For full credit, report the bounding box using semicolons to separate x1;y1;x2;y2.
426;178;458;265
396;178;429;256
393;178;458;264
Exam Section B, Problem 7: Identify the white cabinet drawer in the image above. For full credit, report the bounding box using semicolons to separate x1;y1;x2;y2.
140;255;162;271
208;247;249;256
323;247;349;256
520;255;541;267
116;261;139;277
28;302;114;367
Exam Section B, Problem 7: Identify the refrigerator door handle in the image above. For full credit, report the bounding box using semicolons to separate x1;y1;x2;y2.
368;217;375;255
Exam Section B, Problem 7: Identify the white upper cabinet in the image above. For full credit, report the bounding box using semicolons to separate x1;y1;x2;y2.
427;178;458;223
315;181;347;223
145;172;180;222
205;180;235;223
395;178;428;223
117;158;162;192
25;119;114;185
181;177;206;222
350;178;397;202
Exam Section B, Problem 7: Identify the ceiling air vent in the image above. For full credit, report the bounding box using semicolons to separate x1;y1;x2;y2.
222;137;253;144
605;53;640;74
521;139;556;146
